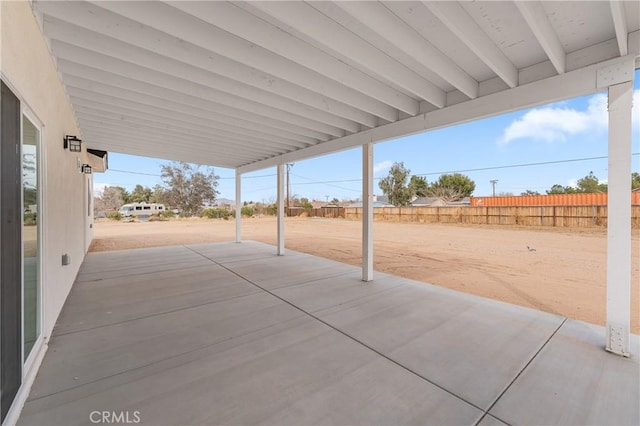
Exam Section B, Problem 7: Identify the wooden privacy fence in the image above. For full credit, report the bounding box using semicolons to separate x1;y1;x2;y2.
343;206;640;229
286;207;345;218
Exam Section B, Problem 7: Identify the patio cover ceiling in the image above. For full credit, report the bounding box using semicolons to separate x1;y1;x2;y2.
32;1;640;173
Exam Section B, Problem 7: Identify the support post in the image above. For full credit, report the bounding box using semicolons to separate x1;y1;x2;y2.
235;170;241;243
362;143;373;281
277;164;285;256
606;80;633;357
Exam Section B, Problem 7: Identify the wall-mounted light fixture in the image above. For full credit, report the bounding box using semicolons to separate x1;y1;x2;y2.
64;135;82;152
81;164;93;174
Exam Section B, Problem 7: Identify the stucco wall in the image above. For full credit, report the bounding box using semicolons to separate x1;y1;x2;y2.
1;1;90;338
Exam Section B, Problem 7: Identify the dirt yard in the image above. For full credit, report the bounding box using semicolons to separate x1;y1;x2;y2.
90;217;639;333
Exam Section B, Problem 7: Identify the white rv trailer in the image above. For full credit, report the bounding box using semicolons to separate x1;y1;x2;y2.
118;203;166;217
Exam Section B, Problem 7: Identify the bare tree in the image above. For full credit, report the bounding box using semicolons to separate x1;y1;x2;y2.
161;162;219;216
425;186;465;203
94;186;125;216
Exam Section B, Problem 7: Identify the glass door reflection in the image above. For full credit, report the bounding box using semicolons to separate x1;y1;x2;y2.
22;116;39;361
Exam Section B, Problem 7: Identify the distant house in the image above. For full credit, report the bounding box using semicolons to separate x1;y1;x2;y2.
347;201;394;208
373;195;389;203
447;197;471;206
410;197;446;207
410;196;471;206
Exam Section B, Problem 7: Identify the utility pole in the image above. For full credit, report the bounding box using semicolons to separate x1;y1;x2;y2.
286;163;293;208
490;179;498;197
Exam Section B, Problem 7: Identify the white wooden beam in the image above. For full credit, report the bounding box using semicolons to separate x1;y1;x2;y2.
75;112;285;158
57;59;325;145
247;1;446;108
73;101;308;153
81;130;247;167
73;102;311;151
85;1;387;126
238;55;636;174
362;143;374;282
44;27;350;136
515;1;566;74
77;120;269;162
235;171;242;243
65;77;311;151
169;1;418;117
277;164;285;256
609;0;628;56
423;1;518;88
606;80;633;357
337;1;479;99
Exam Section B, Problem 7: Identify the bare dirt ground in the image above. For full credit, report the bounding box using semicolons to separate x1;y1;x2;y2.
90;217;639;333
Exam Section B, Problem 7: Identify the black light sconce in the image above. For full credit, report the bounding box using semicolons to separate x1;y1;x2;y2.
64;135;82;152
81;164;92;174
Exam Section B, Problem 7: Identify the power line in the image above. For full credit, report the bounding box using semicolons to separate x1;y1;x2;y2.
412;154;634;177
108;169;161;177
289;154;639;187
106;153;638;189
291;173;361;193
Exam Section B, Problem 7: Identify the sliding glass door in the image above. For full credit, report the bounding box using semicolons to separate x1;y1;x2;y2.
22;116;40;362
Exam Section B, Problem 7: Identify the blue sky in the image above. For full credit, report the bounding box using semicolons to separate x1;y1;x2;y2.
95;73;640;203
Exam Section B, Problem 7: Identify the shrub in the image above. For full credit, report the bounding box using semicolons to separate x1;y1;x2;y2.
106;211;122;221
201;208;230;219
265;204;277;216
23;213;37;226
241;206;255;217
148;213;168;222
160;210;175;219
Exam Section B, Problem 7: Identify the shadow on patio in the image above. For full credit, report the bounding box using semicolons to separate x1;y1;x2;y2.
19;242;639;425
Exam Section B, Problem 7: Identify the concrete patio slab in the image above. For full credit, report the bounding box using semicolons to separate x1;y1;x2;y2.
477;414;509;426
271;271;407;313
219;253;356;290
54;263;259;335
490;319;640;425
311;276;564;410
18;242;639;426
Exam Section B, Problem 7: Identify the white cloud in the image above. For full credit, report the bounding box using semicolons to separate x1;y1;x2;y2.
373;160;393;174
499;89;639;145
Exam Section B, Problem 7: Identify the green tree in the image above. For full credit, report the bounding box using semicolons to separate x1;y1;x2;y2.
111;186;132;204
633;172;640;190
299;197;313;209
521;190;541;196
331;197;340;203
546;184;570;194
130;184;153;203
576;171;607;193
427;173;475;201
546;171;607;194
150;184;169;204
160;162;219;216
409;175;428;197
378;162;415;206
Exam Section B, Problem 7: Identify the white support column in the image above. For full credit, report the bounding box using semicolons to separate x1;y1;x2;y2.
235;170;241;243
362;143;373;281
277;164;285;255
606;80;633;357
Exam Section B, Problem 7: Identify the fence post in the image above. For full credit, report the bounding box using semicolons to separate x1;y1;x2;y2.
540;207;543;226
